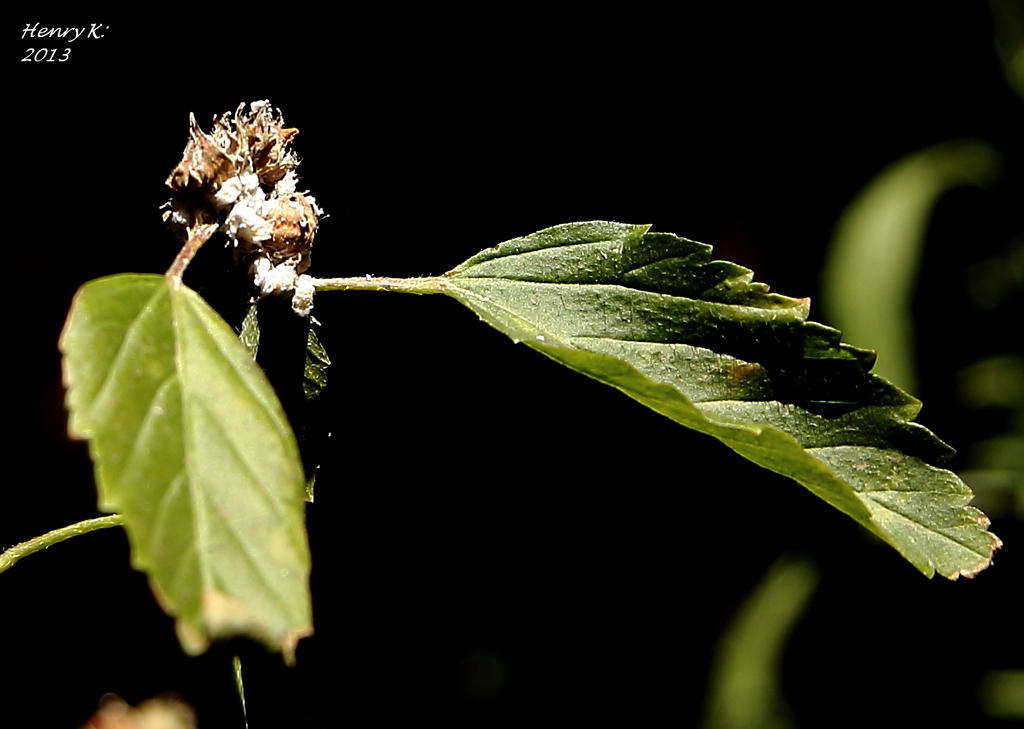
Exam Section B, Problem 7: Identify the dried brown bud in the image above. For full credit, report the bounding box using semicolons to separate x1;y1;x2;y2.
163;100;323;302
250;126;300;185
165;114;236;193
264;193;318;271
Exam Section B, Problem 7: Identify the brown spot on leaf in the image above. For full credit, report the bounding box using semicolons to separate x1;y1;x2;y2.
727;361;768;391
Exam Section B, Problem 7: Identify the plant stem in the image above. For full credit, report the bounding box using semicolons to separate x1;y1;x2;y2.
166;223;218;286
0;515;124;575
233;655;249;728
309;275;449;295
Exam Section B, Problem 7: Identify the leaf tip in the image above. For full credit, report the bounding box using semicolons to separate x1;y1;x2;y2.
173;589;313;660
950;531;1003;581
281;625;315;666
175;617;210;657
199;588;313;660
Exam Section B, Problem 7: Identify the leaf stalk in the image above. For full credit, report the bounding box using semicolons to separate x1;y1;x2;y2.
166;224;219;286
309;275;448;295
0;515;124;575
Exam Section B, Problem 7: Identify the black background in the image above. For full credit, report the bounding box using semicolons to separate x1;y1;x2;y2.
3;5;1022;727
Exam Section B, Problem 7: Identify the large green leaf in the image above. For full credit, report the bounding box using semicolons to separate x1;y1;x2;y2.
60;274;312;660
236;301;331;502
442;222;1001;578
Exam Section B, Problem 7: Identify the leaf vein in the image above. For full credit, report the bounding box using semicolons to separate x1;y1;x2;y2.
197;485;294;619
87;285;167;418
147;470;187;561
462;235;628;266
189;396;290;521
858;492;992;559
180;297;289;435
171;290;210;592
114;373;178;482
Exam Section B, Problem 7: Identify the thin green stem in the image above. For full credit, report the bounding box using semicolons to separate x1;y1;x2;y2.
0;515;124;575
233;655;249;728
309;275;449;295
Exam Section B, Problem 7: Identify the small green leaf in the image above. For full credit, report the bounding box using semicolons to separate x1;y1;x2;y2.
303;323;331;403
443;222;1001;578
300;322;331;501
239;302;261;359
60;274;312;660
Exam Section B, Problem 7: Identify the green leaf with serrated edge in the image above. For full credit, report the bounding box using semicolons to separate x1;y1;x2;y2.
300;322;331;501
60;274;312;660
303;323;330;403
442;222;1001;579
239;302;260;359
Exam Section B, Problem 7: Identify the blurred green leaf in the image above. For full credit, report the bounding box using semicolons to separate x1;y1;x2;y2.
822;140;1000;393
60;274;312;661
959;357;1024;518
444;222;1001;578
958;354;1024;410
990;0;1024;98
702;557;818;729
980;669;1024;718
962;246;1022;514
965;236;1024;311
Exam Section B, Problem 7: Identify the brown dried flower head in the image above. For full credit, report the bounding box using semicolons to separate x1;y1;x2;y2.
163;101;322;311
80;695;196;729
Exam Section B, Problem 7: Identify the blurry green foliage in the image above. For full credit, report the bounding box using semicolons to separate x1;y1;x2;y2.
958;231;1023;517
964;235;1024;311
702;557;818;729
822;140;1001;394
990;0;1024;98
980;669;1024;718
957;353;1024;519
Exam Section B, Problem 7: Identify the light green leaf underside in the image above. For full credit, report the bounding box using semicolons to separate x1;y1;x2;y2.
60;274;312;659
444;222;1001;578
235;304;329;502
